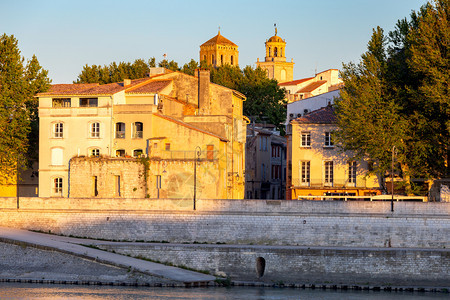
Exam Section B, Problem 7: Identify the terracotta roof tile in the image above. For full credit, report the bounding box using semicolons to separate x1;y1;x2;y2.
296;81;327;93
278;77;314;86
201;32;237;47
126;80;172;94
37;78;150;96
292;105;336;124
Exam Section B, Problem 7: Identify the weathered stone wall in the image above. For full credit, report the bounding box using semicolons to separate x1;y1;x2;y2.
70;157;146;198
95;243;449;287
0;199;448;249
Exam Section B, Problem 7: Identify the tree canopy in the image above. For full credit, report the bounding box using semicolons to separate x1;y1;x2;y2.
334;0;449;194
75;59;287;133
0;34;50;180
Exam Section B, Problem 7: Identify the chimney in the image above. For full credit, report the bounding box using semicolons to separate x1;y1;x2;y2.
196;69;210;115
124;79;131;87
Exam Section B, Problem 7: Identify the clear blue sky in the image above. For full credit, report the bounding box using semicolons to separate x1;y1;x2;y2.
1;0;426;84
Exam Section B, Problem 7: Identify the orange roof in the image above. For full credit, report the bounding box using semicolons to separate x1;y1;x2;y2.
278;77;314;86
201;31;237;47
38;78;149;96
297;81;327;93
267;35;285;43
126;80;172;94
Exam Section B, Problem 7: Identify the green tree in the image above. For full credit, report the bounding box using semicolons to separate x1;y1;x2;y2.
0;34;50;180
180;59;199;76
208;64;286;133
334;0;449;194
158;59;180;71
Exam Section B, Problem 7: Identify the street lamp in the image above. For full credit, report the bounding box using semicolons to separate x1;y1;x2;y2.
391;145;396;212
193;146;201;210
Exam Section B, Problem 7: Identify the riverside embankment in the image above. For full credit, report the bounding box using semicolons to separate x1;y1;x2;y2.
0;198;448;288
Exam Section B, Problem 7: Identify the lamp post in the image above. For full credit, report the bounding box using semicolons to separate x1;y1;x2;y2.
193;146;201;210
391;145;396;212
16;153;20;209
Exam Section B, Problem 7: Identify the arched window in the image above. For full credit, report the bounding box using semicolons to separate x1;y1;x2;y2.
231;55;234;65
268;47;271;57
203;55;206;61
90;122;100;138
212;54;215;65
53;177;63;196
51;148;63;166
133;122;143;138
116;122;125;138
221;55;223;65
91;148;100;157
274;47;278;57
53;122;63;138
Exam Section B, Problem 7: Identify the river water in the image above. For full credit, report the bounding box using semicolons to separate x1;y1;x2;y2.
0;283;447;299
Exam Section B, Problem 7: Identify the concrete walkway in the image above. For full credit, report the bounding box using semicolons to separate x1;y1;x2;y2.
0;226;215;285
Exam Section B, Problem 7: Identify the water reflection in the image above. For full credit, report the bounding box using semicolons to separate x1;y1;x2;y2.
0;283;447;300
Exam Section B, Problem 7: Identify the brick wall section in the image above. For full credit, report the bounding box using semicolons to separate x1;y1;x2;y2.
0;199;448;249
96;243;449;287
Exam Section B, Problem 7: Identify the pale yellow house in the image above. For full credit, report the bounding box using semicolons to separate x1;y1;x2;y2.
288;105;381;199
256;27;294;83
37;69;247;199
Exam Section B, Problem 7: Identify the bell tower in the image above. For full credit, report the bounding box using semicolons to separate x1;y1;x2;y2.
200;30;239;68
256;25;294;83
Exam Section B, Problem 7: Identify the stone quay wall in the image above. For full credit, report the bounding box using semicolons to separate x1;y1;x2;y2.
0;198;448;286
96;243;449;287
0;198;448;249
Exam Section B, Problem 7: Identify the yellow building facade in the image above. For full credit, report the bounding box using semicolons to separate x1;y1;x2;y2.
37;69;247;199
288;106;382;199
256;28;294;83
200;31;239;67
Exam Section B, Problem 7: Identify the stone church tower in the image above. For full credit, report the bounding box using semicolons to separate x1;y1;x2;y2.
256;27;294;83
200;30;239;67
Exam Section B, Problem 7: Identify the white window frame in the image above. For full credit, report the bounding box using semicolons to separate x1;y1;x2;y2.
301;132;311;147
133;122;143;139
324;132;334;147
53;177;63;196
53;122;63;138
90;122;100;138
324;161;334;186
348;161;357;186
91;148;100;157
301;161;310;186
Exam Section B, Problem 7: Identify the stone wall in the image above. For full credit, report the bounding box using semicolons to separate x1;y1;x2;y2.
95;243;449;287
0;198;448;249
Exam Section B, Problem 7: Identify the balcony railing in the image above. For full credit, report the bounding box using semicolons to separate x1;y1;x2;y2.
133;131;143;139
116;131;125;139
291;178;365;189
